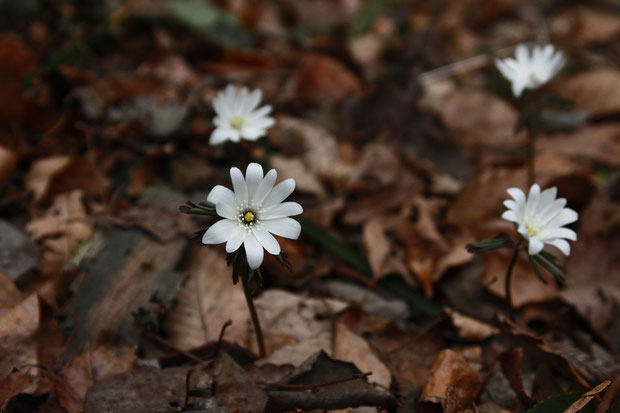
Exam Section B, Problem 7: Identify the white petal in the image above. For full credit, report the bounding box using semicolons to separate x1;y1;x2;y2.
244;234;264;269
226;226;247;253
262;217;301;239
202;219;237;244
524;184;541;219
512;81;526;97
245;89;262;113
547;239;570;256
253;169;277;204
240;127;266;141
207;185;237;206
542;227;577;241
210;127;233;145
528;238;544;255
501;210;519;223
262;178;295;209
246;105;272;121
515;44;530;64
262;202;303;219
216;202;237;220
506;187;526;205
546;208;578;228
496;58;516;81
245;163;264;202
253;228;281;255
249;116;275;130
230;167;248;205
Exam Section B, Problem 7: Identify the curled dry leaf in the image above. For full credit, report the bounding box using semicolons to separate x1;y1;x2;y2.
25;156;72;202
420;349;482;412
0;270;23;311
562;379;610;413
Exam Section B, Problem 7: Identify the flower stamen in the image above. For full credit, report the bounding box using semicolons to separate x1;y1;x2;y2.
243;211;255;223
230;117;244;130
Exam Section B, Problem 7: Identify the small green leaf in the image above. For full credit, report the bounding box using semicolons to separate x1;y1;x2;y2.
466;233;514;253
527;392;594;413
297;217;372;277
540;92;574;110
378;275;441;317
527;254;549;284
533;254;565;286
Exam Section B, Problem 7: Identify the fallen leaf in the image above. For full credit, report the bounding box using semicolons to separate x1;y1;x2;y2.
551;7;620;45
420;349;482;412
551;69;620;117
255;289;347;365
445;308;499;341
0;270;23;311
295;53;363;104
440;88;524;151
25;156;72;202
333;321;392;388
0;146;17;186
0;368;38;409
0;294;40;384
563;380;611;413
56;346;137;413
163;245;250;350
265;350;396;412
538;124;620;168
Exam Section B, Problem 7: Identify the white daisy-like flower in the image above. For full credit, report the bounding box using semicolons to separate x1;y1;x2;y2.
210;85;275;145
202;163;303;269
495;44;566;97
502;184;578;256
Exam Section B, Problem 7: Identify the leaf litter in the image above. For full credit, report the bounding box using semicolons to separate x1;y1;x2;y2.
0;0;619;412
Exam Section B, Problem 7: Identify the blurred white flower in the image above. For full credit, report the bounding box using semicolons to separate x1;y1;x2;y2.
495;44;566;97
202;163;302;269
210;85;275;145
502;184;578;256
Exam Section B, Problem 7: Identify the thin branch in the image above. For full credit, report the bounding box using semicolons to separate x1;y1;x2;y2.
259;371;372;390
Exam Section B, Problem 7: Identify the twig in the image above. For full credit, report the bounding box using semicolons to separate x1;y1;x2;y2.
147;333;203;363
259;371;372;390
213;320;232;359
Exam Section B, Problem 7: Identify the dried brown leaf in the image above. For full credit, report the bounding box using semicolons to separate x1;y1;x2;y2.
563;379;610;413
420;349;482;411
255;290;347;365
295;53;362;104
333;322;392;388
25;156;72;202
163;246;250;350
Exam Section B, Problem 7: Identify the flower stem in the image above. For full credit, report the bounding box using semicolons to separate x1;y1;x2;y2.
241;269;266;357
527;136;535;187
505;239;524;319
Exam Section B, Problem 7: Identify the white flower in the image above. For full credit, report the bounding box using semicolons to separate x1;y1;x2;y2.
210;85;275;145
502;184;578;256
495;44;566;97
202;163;303;269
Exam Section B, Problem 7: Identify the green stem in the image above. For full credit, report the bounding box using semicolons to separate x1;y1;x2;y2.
505;239;524;319
241;270;266;357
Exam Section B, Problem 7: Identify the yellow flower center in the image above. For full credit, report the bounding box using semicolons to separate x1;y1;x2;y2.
243;211;255;223
527;226;536;236
230;117;244;129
